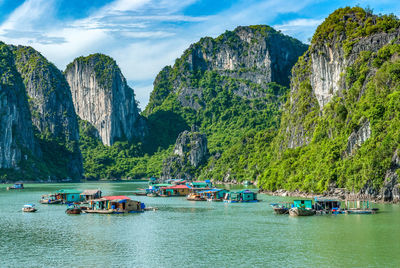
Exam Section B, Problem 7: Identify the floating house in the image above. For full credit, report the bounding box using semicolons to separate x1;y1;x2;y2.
86;196;144;214
80;189;102;202
293;200;313;209
224;189;258;203
345;199;379;214
159;185;190;196
7;182;24;190
55;189;83;203
199;188;229;201
190;180;212;188
314;198;341;212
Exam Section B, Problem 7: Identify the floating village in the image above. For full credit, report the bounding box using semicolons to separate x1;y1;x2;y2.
9;179;379;216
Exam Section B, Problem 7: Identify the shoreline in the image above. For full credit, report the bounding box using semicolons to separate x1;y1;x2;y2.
259;189;400;204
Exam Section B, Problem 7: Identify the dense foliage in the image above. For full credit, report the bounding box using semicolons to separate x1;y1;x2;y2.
259;7;400;193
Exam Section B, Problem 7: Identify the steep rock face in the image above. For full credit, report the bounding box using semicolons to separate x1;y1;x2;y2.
280;9;400;149
345;119;371;156
261;7;400;197
145;25;307;114
0;43;37;169
161;126;208;180
65;54;146;146
11;45;83;179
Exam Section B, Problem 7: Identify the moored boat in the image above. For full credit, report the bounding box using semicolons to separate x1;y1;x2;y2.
84;196;145;214
270;202;291;214
223;190;258;203
186;193;206;201
289;207;315;216
39;194;62;204
66;204;82;214
22;204;37;212
7;182;24;190
289;200;315;216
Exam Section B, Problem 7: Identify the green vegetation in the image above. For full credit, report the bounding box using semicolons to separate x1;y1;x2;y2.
259;8;400;194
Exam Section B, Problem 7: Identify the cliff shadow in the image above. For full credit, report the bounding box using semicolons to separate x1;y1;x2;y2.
143;110;189;154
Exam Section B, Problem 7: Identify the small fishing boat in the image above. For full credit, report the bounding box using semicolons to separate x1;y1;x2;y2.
7;182;24;190
22;204;37;212
65;204;82;215
270;202;291;214
147;192;158;197
186;193;206;201
289;207;315;216
133;192;147;196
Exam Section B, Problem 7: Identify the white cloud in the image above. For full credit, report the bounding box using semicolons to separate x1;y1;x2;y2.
0;0;320;108
274;18;323;43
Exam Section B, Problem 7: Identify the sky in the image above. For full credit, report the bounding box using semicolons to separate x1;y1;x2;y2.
0;0;400;109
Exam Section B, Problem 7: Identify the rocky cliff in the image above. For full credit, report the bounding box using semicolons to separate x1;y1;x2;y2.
260;7;400;201
65;54;146;146
11;45;83;179
0;43;38;171
145;25;308;114
143;25;307;182
161;126;208;180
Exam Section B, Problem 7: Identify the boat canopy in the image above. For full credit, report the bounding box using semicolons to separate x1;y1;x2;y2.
55;189;82;194
24;204;35;208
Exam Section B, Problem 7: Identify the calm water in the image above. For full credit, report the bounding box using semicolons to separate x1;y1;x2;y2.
1;182;399;268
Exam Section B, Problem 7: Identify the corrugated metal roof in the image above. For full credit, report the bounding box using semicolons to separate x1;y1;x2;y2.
80;189;101;195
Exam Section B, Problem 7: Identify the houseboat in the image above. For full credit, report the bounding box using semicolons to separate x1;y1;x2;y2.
289;200;315;216
85;196;145;214
223;190;258;203
7;182;24;190
39;194;62;204
190;180;213;188
55;189;84;204
345;199;379;214
80;189;102;203
199;189;229;202
158;185;190;197
314;198;343;214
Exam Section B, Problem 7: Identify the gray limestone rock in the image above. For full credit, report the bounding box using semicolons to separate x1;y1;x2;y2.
65;54;146;146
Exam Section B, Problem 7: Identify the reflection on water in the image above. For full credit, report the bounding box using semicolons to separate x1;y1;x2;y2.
0;182;399;267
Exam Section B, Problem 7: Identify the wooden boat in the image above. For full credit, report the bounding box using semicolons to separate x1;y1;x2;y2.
147;192;158;197
66;204;82;214
7;183;24;190
133;192;147;196
22;204;37;212
270;203;291;214
289;207;315;216
186;193;206;201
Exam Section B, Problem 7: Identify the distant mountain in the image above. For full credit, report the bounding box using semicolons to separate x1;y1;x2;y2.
144;25;307;181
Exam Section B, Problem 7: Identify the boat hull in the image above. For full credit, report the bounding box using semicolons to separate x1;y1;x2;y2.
66;209;82;214
289;207;315;216
273;207;289;214
39;199;62;204
22;208;37;212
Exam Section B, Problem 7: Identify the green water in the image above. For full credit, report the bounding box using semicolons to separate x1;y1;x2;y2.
1;182;399;268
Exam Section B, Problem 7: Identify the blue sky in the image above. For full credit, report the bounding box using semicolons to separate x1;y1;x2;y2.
0;0;400;109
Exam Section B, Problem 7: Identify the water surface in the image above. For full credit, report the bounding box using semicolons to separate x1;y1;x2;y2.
1;182;399;267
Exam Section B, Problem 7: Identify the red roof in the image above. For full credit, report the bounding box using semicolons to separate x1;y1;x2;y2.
103;195;131;200
164;185;189;189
